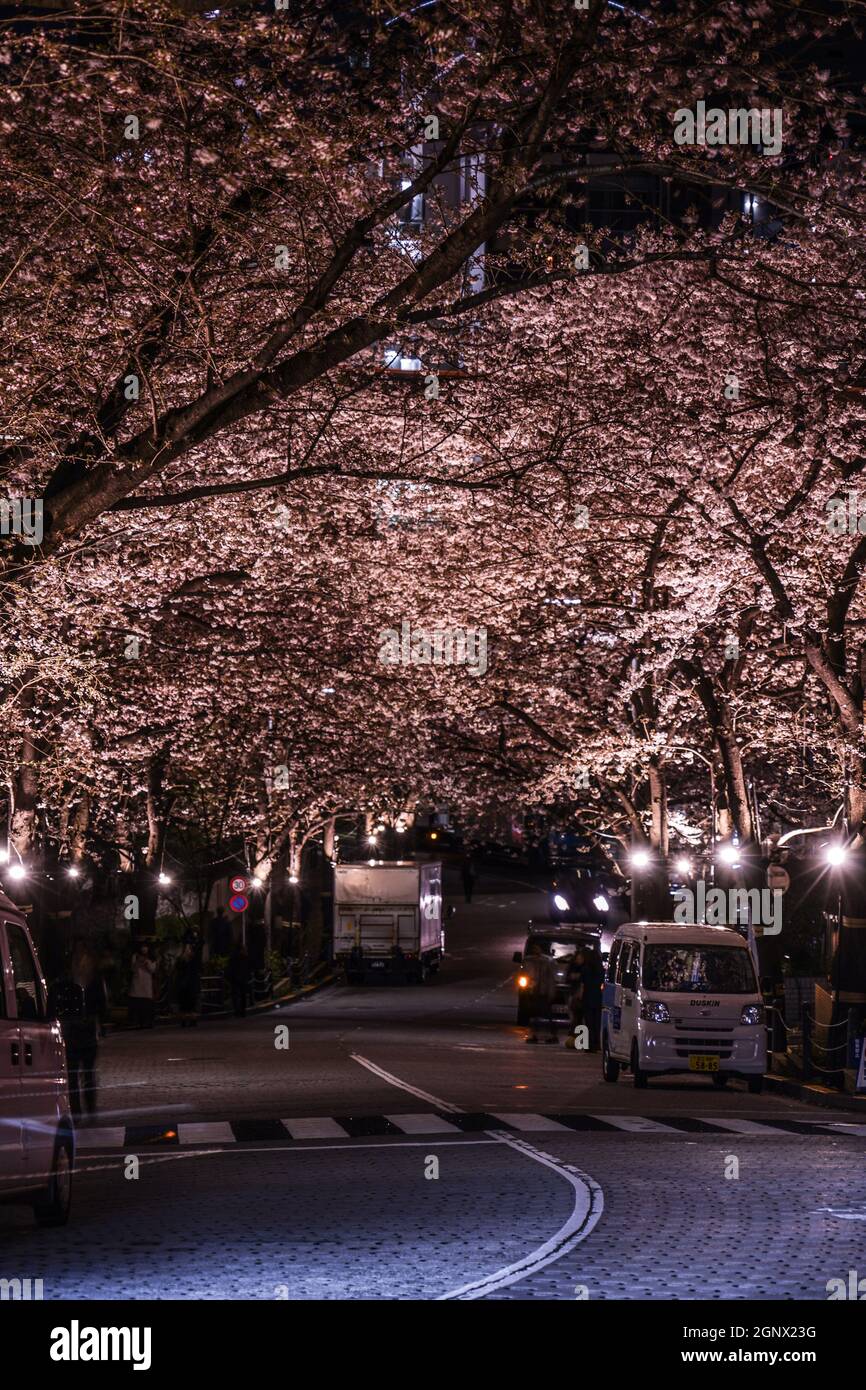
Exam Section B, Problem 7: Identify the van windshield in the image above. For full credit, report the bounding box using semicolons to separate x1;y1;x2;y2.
642;944;757;994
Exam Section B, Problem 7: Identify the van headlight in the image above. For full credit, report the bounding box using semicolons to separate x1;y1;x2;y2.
641;1000;671;1023
553;894;570;912
740;1005;762;1025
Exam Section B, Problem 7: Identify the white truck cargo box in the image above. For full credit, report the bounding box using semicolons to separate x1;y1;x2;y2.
333;861;443;983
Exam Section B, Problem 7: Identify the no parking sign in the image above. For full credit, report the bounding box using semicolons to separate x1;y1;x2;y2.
229;893;248;913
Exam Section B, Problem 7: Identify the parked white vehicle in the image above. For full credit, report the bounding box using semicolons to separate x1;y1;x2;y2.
0;888;74;1224
601;922;766;1092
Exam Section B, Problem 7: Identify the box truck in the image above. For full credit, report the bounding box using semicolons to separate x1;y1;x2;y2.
333;861;443;983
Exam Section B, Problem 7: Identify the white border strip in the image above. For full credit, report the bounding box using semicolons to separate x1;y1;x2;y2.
437;1131;604;1300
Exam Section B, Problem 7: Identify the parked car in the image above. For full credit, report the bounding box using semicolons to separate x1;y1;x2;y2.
513;925;601;1025
601;921;766;1092
0;889;74;1225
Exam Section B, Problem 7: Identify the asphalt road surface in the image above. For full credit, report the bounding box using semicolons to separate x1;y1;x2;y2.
2;869;864;1300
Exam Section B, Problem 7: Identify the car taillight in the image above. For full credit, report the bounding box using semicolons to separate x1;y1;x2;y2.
517;975;529;989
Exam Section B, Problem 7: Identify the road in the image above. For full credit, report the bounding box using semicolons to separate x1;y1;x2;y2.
1;868;864;1300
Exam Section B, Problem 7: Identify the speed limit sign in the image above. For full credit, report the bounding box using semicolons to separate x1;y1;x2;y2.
230;875;247;894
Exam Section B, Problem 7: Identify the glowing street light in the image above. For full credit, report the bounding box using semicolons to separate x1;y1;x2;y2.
66;865;81;878
0;848;8;865
825;844;848;867
367;834;378;847
7;863;27;882
630;849;650;870
717;843;740;867
675;857;692;876
158;872;172;886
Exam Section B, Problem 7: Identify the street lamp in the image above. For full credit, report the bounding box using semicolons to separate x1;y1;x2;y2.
158;872;172;886
630;849;650;870
7;863;26;882
66;865;80;879
718;843;740;868
675;857;692;876
825;844;848;867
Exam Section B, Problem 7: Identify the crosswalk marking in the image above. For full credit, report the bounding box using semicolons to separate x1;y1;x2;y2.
702;1117;790;1135
590;1114;682;1133
281;1117;346;1140
79;1127;126;1148
72;1111;866;1148
490;1113;573;1133
386;1113;462;1135
808;1122;866;1138
178;1122;235;1145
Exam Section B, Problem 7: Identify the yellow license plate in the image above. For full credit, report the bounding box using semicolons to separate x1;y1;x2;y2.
689;1054;720;1072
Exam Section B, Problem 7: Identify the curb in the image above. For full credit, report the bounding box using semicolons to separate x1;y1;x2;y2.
107;971;337;1031
763;1072;866;1115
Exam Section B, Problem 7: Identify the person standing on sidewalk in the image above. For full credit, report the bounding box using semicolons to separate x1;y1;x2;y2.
227;941;250;1017
175;941;201;1027
460;850;476;904
524;940;559;1044
48;940;108;1119
129;943;157;1028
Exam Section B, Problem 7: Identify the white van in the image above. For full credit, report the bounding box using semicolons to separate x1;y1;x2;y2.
0;889;74;1224
601;922;766;1092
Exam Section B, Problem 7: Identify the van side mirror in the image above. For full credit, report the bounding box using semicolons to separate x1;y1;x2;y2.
513;951;523;964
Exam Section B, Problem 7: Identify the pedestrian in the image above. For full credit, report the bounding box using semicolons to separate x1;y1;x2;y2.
565;948;585;1048
390;942;406;984
523;940;559;1044
208;906;231;958
248;917;266;973
581;945;605;1051
227;941;250;1017
48;940;108;1120
175;942;201;1027
461;850;476;904
129;942;157;1028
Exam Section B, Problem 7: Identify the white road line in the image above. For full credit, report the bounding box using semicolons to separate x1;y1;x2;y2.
589;1114;681;1134
281;1117;348;1140
807;1123;866;1138
703;1117;791;1135
438;1131;604;1300
386;1113;462;1135
177;1122;235;1146
76;1127;125;1148
491;1113;572;1133
349;1053;463;1113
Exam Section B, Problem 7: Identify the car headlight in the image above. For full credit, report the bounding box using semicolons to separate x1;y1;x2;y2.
553;894;570;912
740;1005;762;1025
592;894;609;912
641;1000;671;1023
